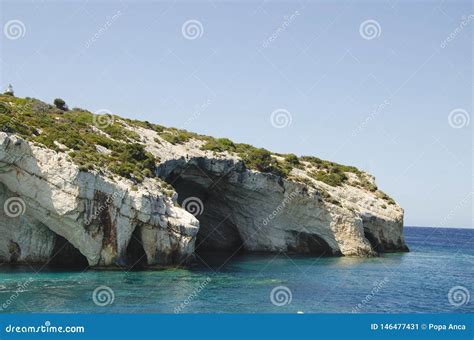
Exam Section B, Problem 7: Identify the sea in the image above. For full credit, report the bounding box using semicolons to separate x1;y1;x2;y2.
0;227;472;313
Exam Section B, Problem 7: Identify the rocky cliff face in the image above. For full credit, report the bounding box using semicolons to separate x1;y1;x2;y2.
0;133;198;267
0;96;408;268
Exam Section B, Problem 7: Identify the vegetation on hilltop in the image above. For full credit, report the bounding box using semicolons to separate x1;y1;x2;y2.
200;137;294;177
0;96;156;183
200;137;362;187
53;98;68;111
198;133;393;204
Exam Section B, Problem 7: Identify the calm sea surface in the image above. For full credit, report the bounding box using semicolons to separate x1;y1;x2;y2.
0;227;472;313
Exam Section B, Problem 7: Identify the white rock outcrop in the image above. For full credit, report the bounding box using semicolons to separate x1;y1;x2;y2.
0;133;199;266
0;120;408;268
135;123;407;257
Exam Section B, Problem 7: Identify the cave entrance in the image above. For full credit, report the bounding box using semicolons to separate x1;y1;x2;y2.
363;227;384;253
48;234;89;269
164;164;244;256
126;227;148;270
288;232;337;256
160;160;340;261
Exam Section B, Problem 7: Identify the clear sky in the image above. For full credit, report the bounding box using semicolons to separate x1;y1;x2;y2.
1;0;472;228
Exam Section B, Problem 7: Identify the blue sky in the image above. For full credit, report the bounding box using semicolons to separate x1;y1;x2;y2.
1;0;472;228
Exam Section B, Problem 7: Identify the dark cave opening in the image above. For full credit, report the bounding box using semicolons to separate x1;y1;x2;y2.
164;165;244;255
363;227;383;253
288;231;338;256
160;160;344;260
162;163;338;259
126;227;148;270
48;234;89;269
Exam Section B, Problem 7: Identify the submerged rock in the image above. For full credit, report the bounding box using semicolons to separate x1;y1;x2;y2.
0;96;408;268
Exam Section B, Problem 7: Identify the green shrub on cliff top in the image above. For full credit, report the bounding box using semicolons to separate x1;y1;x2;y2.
284;153;300;166
102;122;141;142
201;137;236;152
309;170;348;187
376;190;396;205
53;98;67;111
301;155;365;187
159;129;197;145
201;137;290;177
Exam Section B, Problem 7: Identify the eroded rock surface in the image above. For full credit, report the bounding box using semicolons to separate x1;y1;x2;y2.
0;133;198;267
0;99;408;268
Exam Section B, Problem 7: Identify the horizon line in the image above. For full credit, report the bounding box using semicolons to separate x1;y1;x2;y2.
405;225;473;229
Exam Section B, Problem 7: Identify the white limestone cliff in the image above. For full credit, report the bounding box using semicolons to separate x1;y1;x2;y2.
0;115;408;268
0;133;198;266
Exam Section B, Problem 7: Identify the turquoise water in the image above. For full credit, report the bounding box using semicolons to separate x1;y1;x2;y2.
0;227;472;313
